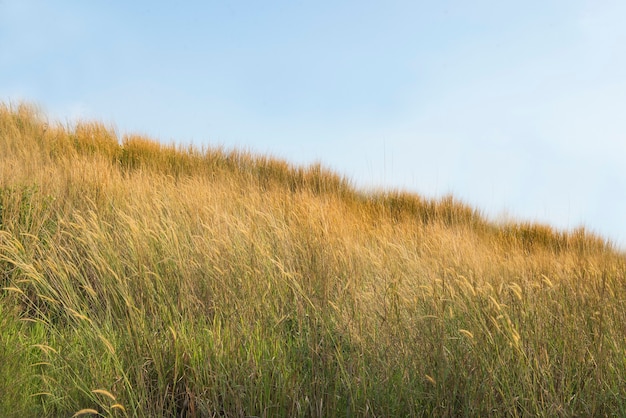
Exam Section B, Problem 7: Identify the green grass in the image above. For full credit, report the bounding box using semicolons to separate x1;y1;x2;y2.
1;102;625;417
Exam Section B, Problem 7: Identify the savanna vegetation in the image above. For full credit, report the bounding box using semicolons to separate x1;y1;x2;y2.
1;103;625;417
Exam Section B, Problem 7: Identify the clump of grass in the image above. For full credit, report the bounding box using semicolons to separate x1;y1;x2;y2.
1;102;625;417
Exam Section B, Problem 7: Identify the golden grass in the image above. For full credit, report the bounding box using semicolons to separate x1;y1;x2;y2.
1;102;625;417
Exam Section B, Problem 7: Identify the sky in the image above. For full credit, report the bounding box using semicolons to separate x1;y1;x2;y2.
1;0;625;249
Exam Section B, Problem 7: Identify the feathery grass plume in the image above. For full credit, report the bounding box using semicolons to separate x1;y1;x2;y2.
1;102;625;416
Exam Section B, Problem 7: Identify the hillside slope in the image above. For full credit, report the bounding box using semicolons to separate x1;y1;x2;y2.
1;103;625;417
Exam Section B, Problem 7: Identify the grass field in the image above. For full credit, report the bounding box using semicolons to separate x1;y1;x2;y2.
1;102;625;417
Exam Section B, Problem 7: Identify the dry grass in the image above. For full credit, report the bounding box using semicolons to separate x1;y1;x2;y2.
1;102;625;417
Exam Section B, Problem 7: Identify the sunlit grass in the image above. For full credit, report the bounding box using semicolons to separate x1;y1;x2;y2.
1;102;625;417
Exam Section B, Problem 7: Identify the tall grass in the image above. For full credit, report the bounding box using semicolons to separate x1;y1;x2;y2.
1;102;625;417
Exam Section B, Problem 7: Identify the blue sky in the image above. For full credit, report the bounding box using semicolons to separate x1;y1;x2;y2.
1;0;625;248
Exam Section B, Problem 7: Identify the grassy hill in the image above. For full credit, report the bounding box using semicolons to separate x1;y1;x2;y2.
1;103;625;417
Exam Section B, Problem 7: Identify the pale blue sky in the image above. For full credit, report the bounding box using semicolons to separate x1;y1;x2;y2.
2;0;625;248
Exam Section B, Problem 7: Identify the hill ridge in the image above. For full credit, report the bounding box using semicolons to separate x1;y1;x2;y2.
0;102;614;255
1;102;625;416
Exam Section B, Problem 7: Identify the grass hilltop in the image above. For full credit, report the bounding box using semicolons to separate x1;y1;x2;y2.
1;102;625;417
